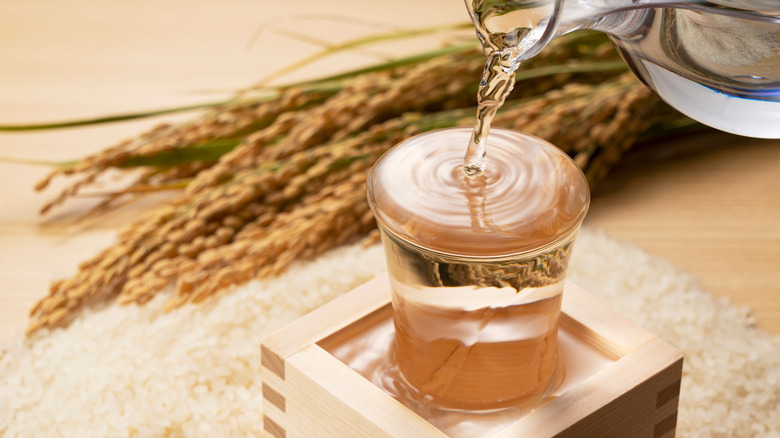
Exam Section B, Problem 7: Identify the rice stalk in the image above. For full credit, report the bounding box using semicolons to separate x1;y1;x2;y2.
186;34;622;196
21;30;697;336
25;66;687;336
27;118;410;333
34;86;336;215
249;22;473;87
0;101;231;132
492;73;677;183
21;31;622;218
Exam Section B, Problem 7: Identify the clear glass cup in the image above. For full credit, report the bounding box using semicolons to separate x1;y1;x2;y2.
366;127;589;410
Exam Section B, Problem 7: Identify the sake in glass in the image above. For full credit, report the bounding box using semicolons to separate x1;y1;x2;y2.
366;127;589;411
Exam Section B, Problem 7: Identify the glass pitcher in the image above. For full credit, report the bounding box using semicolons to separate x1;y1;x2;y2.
465;1;780;138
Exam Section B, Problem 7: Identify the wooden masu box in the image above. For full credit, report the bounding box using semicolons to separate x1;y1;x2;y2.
261;274;683;437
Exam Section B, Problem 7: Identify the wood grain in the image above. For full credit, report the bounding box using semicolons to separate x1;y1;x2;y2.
561;282;657;359
586;133;780;334
262;276;683;437
286;346;448;437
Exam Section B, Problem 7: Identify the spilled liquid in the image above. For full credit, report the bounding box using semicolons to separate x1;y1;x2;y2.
320;304;616;437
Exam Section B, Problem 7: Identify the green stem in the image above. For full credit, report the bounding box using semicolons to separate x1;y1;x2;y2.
2;59;627;169
0;101;230;132
253;22;473;86
76;180;191;197
0;81;347;133
0;155;77;167
305;44;477;84
118;138;243;168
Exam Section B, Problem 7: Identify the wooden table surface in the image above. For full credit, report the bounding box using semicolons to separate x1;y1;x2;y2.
1;0;778;344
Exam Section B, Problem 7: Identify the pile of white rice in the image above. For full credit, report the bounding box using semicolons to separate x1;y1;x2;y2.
1;228;778;437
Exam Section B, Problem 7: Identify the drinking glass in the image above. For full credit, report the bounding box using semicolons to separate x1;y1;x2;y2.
366;127;589;410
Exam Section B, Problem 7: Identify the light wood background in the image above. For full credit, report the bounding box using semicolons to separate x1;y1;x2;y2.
1;0;778;344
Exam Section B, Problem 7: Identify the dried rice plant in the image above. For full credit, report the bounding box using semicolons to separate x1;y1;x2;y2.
6;30;701;335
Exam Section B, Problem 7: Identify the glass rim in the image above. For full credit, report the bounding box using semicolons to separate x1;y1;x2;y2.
374;218;584;263
367;127;590;260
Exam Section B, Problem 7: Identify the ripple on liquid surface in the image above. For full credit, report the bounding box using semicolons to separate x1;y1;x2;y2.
368;128;589;257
